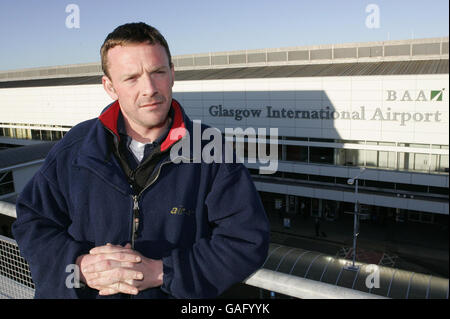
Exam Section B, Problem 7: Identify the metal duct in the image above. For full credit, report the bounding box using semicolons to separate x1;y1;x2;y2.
262;243;449;299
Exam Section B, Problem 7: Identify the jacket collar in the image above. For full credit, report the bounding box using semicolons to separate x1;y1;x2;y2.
98;98;187;151
74;99;189;194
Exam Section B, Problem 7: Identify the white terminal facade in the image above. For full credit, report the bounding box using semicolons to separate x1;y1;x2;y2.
0;37;448;224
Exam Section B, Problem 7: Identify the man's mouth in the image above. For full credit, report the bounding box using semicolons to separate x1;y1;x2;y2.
140;101;163;108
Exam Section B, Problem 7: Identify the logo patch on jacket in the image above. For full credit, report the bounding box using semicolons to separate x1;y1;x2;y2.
170;206;194;216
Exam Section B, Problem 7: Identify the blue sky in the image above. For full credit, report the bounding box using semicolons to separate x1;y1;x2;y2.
0;0;448;71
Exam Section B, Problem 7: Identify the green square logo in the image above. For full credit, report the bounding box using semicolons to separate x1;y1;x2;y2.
430;90;443;101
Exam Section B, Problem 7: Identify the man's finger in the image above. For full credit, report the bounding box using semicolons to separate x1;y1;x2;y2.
87;252;141;269
89;269;143;288
82;255;142;273
83;259;120;273
89;243;132;255
99;282;138;296
102;251;141;263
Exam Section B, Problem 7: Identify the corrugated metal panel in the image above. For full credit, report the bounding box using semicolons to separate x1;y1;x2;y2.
174;60;448;80
0;76;102;89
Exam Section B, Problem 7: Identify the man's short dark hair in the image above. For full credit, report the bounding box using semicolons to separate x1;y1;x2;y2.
100;22;172;78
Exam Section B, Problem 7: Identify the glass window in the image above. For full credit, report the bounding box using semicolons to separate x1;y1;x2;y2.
41;130;52;141
31;129;42;140
366;150;378;167
378;151;388;168
15;128;24;139
278;144;283;161
336;149;363;166
335;149;345;166
309;175;335;183
309;147;334;164
51;131;63;140
439;154;449;172
336;177;349;185
365;180;395;189
408;212;421;222
414;153;429;171
285;136;308;141
7;128;15;138
311;198;320;217
284;172;308;181
410;143;429;149
388;151;396;169
378;151;396;169
286;145;308;162
396;183;427;193
421;214;434;223
16;128;32;139
397;152;414;171
429;186;448;195
378;141;396;146
309;138;333;143
336;139;361;144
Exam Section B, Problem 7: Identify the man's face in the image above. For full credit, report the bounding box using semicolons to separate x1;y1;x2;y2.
102;43;175;132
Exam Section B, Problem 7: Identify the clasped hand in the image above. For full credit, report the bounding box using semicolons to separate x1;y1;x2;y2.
76;243;163;296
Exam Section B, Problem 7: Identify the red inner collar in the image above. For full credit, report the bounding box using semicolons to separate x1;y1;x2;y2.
99;99;186;151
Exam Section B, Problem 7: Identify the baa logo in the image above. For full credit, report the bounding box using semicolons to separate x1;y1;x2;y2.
170;206;194;216
386;88;445;102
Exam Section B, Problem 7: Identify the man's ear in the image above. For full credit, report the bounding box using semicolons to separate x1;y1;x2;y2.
170;63;175;87
102;75;118;100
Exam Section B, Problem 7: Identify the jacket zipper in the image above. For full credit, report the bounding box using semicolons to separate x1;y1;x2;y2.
102;125;192;249
129;159;174;249
103;123;191;248
128;160;170;300
131;195;140;249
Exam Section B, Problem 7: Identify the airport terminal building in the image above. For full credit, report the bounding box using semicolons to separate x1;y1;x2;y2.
0;37;448;227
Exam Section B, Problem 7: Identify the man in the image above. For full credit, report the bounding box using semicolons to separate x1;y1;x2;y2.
12;22;270;299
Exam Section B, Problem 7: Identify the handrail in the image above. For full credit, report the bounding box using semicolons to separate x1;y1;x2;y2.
0;201;16;218
244;268;387;299
1;202;448;299
0;233;387;299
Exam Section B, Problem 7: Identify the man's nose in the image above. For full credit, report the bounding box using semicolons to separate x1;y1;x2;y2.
141;74;158;97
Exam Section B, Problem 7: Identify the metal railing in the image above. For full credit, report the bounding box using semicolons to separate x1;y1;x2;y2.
244;268;386;299
0;233;387;299
0;234;34;299
1;202;448;299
